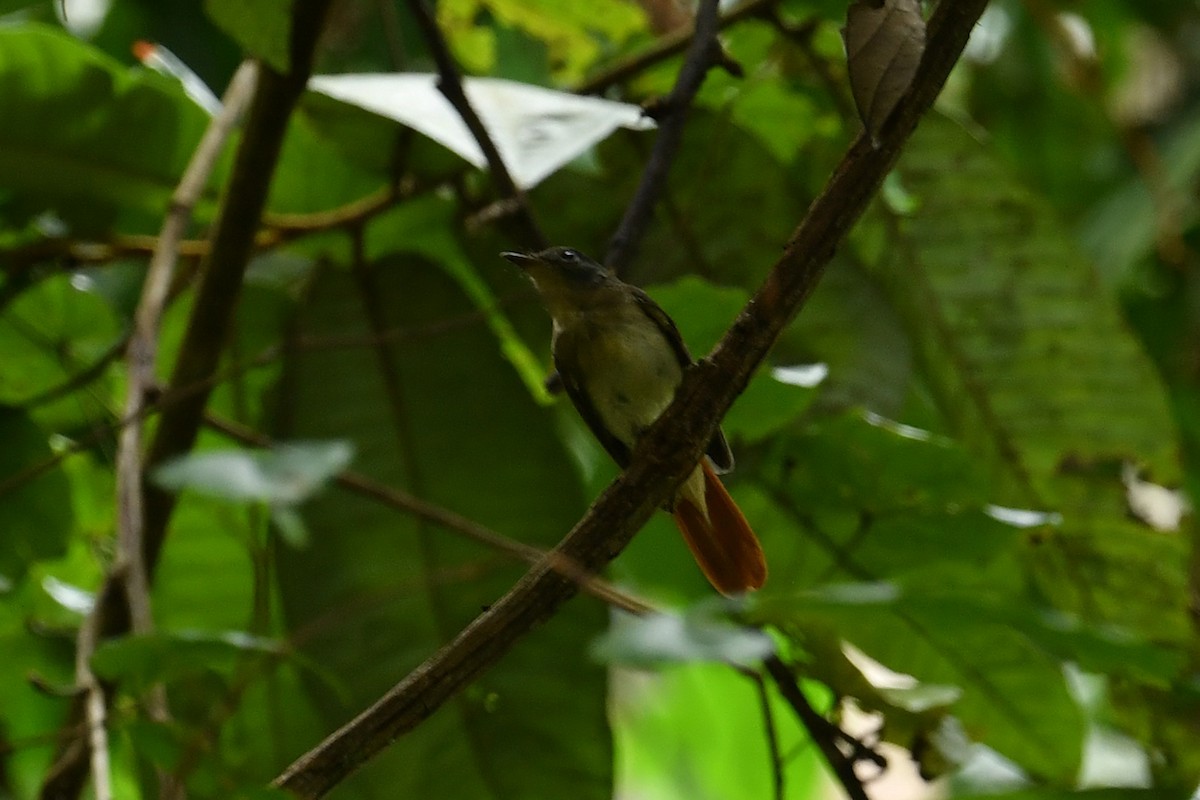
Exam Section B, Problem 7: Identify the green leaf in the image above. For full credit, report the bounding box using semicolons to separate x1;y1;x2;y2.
439;0;645;82
757;582;1088;782
0;272;122;412
0;408;73;581
204;0;292;73
151;440;354;505
91;630;283;693
697;20;827;163
0;24;217;232
267;111;385;215
365;196;551;401
892;114;1178;499
613;663;824;800
887;115;1189;641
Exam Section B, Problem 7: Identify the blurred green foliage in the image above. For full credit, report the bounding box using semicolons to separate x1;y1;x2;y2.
1;0;1198;798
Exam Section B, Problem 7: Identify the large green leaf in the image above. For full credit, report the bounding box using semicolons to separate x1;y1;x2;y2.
886;115;1187;639
736;411;1089;779
274;256;610;798
364;196;549;400
204;0;292;73
758;582;1087;783
0;272;122;413
612;663;823;800
0;24;217;233
0;408;73;581
892;114;1177;497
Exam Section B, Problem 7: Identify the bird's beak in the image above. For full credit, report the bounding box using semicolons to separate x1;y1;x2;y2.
501;251;537;269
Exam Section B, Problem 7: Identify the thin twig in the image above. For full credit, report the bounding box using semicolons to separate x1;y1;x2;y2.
140;0;335;576
272;0;990;794
764;655;871;800
751;671;786;800
404;0;547;248
575;0;779;95
75;611;113;800
203;413;653;615
605;0;724;273
119;56;259;637
120;59;258;800
1;183;408;274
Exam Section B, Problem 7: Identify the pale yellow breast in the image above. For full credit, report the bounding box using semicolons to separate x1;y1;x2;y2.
574;308;683;447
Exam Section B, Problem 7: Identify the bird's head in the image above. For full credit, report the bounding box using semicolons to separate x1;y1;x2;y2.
502;246;615;318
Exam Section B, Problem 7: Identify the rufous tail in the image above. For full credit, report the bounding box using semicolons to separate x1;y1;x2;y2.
671;460;767;596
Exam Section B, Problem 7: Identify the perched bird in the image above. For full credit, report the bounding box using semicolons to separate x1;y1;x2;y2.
502;246;767;595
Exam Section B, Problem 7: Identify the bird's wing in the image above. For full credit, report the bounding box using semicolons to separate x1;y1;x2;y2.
630;286;735;473
553;335;633;468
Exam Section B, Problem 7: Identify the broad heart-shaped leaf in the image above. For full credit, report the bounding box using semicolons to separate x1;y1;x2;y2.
885;115;1188;640
273;257;610;799
0;24;217;233
364;195;549;401
0;409;72;581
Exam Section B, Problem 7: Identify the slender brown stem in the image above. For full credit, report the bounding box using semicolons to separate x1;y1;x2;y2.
763;656;871;800
203;413;653;615
605;0;724;273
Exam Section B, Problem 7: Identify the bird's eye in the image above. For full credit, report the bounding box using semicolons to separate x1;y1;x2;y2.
560;249;579;263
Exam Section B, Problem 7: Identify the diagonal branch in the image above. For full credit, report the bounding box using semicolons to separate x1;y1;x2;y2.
605;0;724;274
137;0;334;585
272;1;991;796
203;413;652;615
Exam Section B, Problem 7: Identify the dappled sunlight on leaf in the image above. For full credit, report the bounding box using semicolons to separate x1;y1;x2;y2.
151;440;354;506
308;74;654;189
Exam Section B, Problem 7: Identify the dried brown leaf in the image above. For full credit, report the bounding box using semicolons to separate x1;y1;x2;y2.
844;0;926;144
